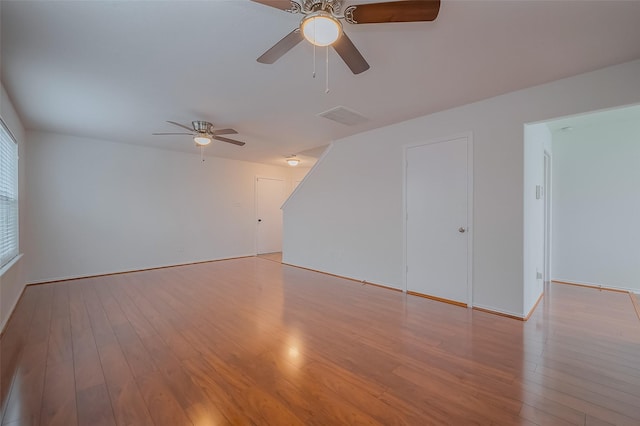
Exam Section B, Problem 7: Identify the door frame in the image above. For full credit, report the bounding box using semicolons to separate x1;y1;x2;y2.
402;132;474;307
543;150;552;284
255;176;286;255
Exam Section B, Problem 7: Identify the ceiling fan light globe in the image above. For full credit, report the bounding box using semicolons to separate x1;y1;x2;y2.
286;155;300;166
300;12;342;47
194;135;211;146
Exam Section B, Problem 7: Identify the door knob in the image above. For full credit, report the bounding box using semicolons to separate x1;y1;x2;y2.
458;227;466;233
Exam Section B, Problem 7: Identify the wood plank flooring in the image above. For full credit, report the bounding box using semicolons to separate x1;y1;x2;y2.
1;257;640;425
632;293;640;321
256;252;283;263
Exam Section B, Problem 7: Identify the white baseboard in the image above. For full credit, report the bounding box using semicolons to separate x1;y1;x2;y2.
552;278;638;294
25;254;256;286
473;303;524;319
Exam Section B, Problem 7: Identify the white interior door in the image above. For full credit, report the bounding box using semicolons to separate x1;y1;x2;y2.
406;137;470;305
256;177;286;254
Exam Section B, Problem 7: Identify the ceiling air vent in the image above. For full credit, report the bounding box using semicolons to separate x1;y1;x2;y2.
317;106;369;126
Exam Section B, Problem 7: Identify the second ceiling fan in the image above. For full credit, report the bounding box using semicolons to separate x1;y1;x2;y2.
252;0;441;74
153;121;245;146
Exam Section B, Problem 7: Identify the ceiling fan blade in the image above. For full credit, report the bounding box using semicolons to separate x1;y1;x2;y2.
257;28;304;64
332;32;370;75
166;120;195;132
152;132;193;136
251;0;302;13
212;128;238;136
213;135;246;146
345;0;440;24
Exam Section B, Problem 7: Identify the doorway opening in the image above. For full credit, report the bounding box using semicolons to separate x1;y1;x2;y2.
525;103;640;300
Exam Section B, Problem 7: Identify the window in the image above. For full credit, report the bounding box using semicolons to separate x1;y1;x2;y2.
0;119;18;269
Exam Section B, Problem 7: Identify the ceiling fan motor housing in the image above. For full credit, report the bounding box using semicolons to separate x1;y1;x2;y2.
192;120;212;133
254;0;440;74
303;0;343;14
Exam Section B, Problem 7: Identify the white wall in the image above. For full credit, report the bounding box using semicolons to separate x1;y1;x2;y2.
284;141;403;287
289;166;311;192
283;59;640;317
523;123;551;315
552;116;640;292
0;83;27;331
25;131;297;283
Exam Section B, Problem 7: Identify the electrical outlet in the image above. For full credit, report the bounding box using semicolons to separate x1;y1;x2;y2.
536;270;543;280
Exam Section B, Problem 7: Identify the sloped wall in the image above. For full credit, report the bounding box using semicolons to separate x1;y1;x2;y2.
283;60;640;317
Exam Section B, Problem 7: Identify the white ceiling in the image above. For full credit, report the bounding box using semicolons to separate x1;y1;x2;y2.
2;0;640;166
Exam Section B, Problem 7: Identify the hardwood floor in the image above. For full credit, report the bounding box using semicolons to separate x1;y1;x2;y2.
1;257;640;425
632;293;640;321
256;252;283;263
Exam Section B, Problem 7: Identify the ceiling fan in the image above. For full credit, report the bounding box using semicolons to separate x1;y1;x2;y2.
252;0;441;74
153;121;246;147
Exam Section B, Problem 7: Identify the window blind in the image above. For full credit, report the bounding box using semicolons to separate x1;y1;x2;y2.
0;119;18;269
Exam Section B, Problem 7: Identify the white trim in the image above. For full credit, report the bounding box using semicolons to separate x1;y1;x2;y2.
525;101;640;127
25;254;256;285
473;303;524;319
1;284;24;333
281;143;333;210
0;117;19;146
0;118;20;269
552;278;638;294
543;150;552;284
0;253;22;278
0;253;25;333
403;132;474;307
402;146;408;293
467;134;474;306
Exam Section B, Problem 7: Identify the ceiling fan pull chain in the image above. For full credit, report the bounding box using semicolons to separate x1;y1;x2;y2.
312;21;317;78
200;145;205;162
325;46;330;93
